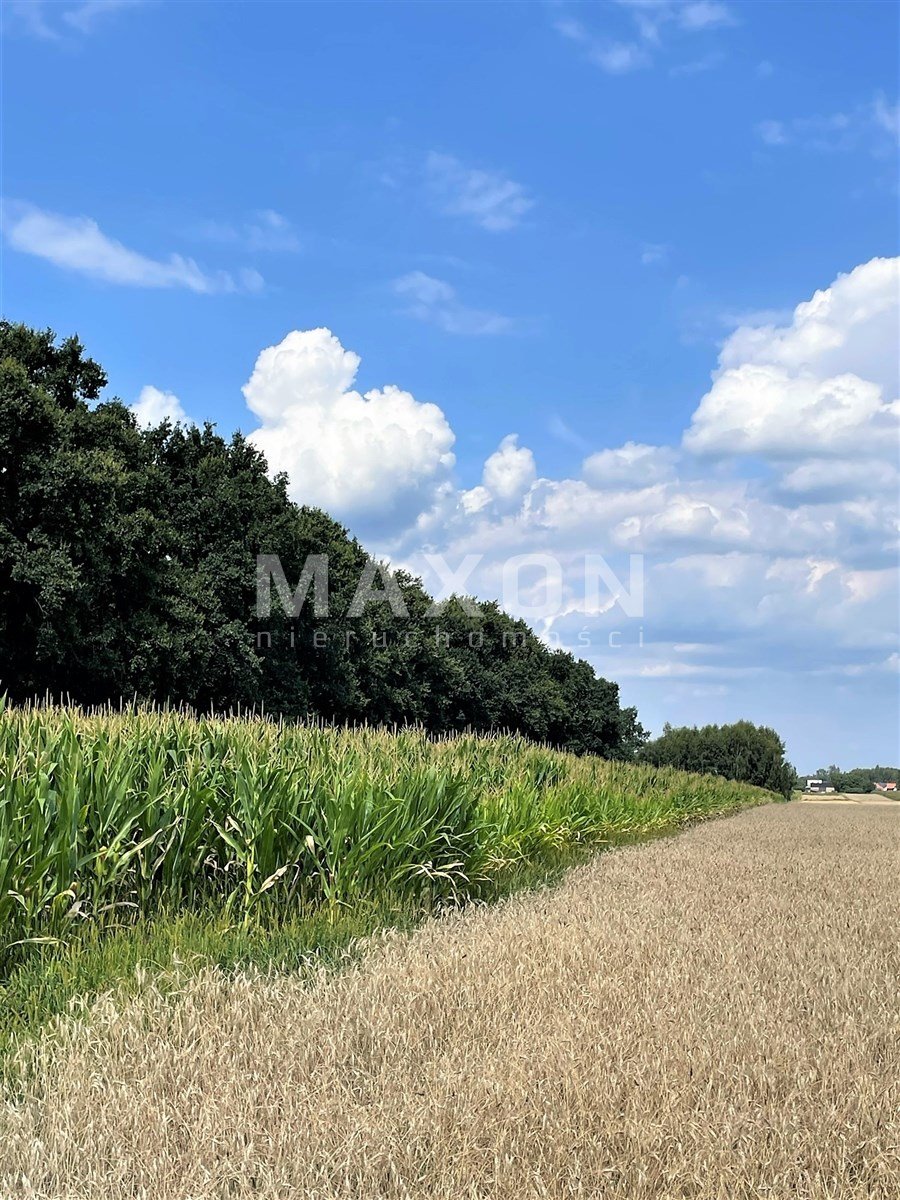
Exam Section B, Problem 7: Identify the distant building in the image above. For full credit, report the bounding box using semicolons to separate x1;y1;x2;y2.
803;778;835;793
874;781;897;792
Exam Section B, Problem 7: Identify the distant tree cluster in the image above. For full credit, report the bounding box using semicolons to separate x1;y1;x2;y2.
639;720;796;798
813;765;900;793
0;322;645;759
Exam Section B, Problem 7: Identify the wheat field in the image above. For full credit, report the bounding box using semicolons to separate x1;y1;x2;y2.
2;802;897;1200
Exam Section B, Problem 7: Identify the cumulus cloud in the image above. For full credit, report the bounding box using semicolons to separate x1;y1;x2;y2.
245;328;455;531
482;435;536;501
776;459;899;503
686;368;893;459
393;272;515;336
226;258;896;754
2;202;263;293
583;442;678;487
456;436;538;518
424;153;534;232
685;257;900;459
130;386;192;427
718;257;898;389
382;256;897;759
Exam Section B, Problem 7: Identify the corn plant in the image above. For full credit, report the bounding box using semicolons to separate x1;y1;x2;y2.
0;700;773;959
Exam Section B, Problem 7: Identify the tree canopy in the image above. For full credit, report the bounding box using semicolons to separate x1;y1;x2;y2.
0;321;645;759
639;720;796;798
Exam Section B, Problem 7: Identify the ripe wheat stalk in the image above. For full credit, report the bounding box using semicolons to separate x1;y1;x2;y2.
1;801;897;1199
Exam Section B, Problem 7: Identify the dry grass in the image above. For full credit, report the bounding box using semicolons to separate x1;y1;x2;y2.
2;803;898;1200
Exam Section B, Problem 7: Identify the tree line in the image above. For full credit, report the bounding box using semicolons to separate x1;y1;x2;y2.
0;322;646;758
639;720;796;798
813;765;899;793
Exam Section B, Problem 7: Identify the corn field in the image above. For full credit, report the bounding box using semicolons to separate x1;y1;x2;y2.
0;700;772;956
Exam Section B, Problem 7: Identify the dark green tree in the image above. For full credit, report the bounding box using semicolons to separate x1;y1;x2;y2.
640;720;796;798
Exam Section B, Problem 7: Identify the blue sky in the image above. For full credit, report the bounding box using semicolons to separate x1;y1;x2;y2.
3;0;899;770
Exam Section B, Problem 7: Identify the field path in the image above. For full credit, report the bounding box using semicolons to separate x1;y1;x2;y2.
2;803;898;1199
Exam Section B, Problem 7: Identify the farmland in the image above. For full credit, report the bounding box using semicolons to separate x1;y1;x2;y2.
1;802;897;1199
0;701;774;1054
0;701;769;955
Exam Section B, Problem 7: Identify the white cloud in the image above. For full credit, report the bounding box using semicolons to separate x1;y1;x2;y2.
481;435;537;504
7;0;142;38
641;242;669;265
198;210;301;253
457;435;537;520
777;459;899;503
130;386;192;427
424;153;534;232
548;415;591;452
554;17;649;75
678;2;734;31
668;52;723;77
686;368;893;459
63;0;143;32
685;257;900;459
583;442;678;487
2;202;263;294
757;119;788;146
757;112;852;151
214;258;896;756
756;95;900;153
381;256;897;761
873;92;900;140
6;0;58;37
244;329;455;530
392;272;515;336
592;40;652;74
557;1;734;75
719;257;898;389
